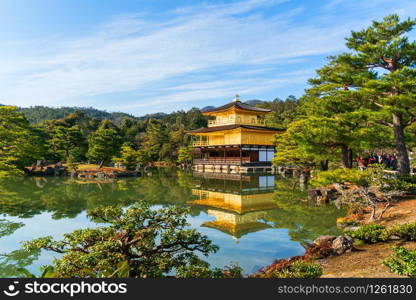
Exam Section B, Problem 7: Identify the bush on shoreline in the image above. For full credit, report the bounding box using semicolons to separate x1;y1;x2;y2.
252;259;323;278
345;223;416;244
389;223;416;241
345;224;390;244
310;168;371;187
383;246;416;278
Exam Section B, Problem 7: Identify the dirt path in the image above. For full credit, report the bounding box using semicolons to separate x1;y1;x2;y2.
318;241;416;278
318;198;416;278
377;197;416;226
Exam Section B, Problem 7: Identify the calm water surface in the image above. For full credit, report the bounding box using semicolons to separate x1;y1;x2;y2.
0;169;345;276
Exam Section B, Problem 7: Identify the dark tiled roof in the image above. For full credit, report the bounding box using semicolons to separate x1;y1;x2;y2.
203;101;271;113
186;124;285;133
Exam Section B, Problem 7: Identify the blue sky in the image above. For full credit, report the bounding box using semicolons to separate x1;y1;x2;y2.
0;0;415;116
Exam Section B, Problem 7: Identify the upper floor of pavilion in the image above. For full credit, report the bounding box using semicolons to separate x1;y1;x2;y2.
203;95;271;128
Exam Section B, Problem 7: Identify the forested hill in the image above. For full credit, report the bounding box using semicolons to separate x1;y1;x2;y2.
3;95;297;125
18;106;167;125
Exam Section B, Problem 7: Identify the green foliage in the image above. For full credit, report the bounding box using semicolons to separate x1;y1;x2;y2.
389;223;416;241
0;248;41;278
86;128;122;165
142;121;172;161
380;175;416;192
112;144;140;170
20;106;139;125
345;224;390;244
177;145;193;164
18;265;57;278
383;246;416;278
256;95;299;129
273;125;317;169
257;261;323;278
277;48;387;169
23;202;219;278
0;219;24;239
0;106;45;176
310;168;372;187
276;14;416;173
344;14;416;174
271;177;345;242
176;260;243;278
48;125;84;161
11;104;211;165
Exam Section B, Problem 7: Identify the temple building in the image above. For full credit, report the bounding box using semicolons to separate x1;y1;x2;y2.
189;173;277;240
187;95;283;173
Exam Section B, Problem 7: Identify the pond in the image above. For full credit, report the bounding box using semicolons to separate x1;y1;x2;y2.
0;169;345;277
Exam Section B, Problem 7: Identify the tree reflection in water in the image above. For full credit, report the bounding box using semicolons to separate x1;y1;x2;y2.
0;169;345;276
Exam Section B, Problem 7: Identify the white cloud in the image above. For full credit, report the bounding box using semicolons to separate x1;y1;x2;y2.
111;69;313;111
0;0;415;114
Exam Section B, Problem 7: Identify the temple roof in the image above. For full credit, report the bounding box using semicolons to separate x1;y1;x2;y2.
186;124;284;134
203;100;271;114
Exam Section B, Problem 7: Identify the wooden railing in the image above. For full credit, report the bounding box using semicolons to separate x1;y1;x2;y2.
193;157;250;165
208;119;266;127
192;140;209;146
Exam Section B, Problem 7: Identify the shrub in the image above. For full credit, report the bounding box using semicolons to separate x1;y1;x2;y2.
253;259;323;278
176;261;243;278
380;175;416;192
23;203;219;278
268;261;323;278
346;202;367;216
390;223;416;241
310;168;371;187
383;246;416;278
345;224;390;244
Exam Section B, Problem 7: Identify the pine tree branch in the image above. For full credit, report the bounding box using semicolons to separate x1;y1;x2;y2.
404;109;416;127
368;98;384;108
405;116;416;127
377;120;394;128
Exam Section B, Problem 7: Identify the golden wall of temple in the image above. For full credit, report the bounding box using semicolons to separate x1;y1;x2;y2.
207;109;267;127
193;128;277;146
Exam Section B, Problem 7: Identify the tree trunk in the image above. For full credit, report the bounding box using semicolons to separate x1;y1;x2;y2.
341;145;353;168
348;148;353;168
99;161;104;169
299;169;310;185
392;113;410;175
319;160;329;171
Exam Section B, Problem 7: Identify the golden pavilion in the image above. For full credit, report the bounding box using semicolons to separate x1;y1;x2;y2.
187;95;283;173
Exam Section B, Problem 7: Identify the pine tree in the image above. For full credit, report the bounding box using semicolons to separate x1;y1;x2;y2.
86;128;122;167
112;144;140;170
48;125;84;161
342;14;416;174
295;54;388;168
0;106;44;176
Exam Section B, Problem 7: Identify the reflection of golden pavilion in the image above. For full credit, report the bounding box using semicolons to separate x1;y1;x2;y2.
190;173;277;239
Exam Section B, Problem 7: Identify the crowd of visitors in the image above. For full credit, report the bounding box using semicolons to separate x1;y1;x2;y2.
355;153;398;171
